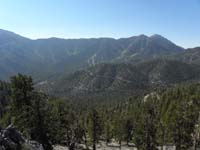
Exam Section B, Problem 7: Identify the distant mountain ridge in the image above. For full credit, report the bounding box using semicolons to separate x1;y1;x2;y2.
178;47;200;64
0;29;186;80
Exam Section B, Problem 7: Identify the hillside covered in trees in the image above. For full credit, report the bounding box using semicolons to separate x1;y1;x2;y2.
38;59;200;100
1;74;200;150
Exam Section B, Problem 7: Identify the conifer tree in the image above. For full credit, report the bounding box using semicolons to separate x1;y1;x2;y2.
88;109;102;150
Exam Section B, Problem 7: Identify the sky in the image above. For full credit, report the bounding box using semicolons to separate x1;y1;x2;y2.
0;0;200;48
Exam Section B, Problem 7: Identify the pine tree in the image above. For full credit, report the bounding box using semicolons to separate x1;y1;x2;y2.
10;74;52;150
10;74;34;135
30;92;52;150
88;109;102;150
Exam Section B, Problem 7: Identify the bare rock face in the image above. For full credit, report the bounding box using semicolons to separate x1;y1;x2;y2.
0;124;44;150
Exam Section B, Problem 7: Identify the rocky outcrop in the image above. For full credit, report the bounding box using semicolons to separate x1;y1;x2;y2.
0;124;44;150
24;140;44;150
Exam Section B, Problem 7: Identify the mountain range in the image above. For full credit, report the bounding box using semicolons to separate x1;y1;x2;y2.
0;29;200;97
0;29;187;79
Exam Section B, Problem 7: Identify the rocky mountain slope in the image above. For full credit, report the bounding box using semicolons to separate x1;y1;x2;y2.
39;59;200;97
178;47;200;64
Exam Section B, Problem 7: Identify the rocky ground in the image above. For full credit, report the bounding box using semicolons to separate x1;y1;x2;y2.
53;142;176;150
0;126;196;150
53;145;137;150
53;142;136;150
0;124;44;150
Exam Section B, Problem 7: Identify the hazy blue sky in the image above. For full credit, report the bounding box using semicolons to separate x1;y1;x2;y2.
0;0;200;48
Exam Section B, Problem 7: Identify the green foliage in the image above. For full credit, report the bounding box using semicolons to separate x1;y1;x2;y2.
10;74;33;136
134;97;159;150
9;74;52;150
0;80;11;127
1;73;200;150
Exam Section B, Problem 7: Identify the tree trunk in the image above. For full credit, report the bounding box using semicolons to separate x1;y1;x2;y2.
92;110;97;150
194;137;198;150
161;123;165;150
93;142;96;150
119;140;121;150
92;123;96;150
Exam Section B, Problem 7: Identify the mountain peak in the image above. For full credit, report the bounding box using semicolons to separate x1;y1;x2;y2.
149;34;184;51
138;34;148;37
150;34;166;39
136;34;149;39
